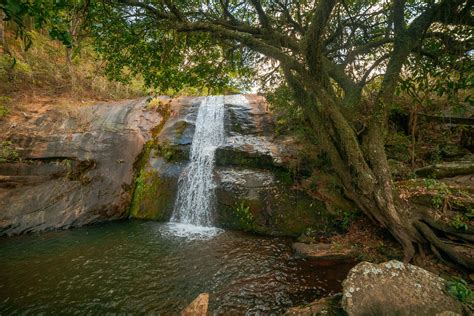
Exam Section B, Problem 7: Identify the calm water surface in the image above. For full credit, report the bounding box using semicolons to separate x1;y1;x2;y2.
0;220;353;314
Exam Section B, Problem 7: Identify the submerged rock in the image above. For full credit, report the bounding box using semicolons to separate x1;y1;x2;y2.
292;242;354;260
341;260;463;316
181;293;209;316
285;294;344;316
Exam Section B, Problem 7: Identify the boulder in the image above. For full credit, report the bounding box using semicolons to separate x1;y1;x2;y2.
215;167;335;236
0;99;162;235
292;242;354;261
181;293;209;316
341;260;463;316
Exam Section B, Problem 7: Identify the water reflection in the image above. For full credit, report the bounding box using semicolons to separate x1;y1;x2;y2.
0;220;354;314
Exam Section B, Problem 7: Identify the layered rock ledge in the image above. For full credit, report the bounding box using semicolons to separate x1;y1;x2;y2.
0;99;162;235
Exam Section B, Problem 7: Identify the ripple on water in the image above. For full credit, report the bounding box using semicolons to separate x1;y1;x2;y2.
0;220;355;314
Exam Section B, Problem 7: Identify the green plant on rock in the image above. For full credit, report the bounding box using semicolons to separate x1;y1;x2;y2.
63;159;73;179
156;141;184;162
234;201;255;231
423;178;439;189
446;277;473;306
130;168;148;215
336;209;359;231
423;180;451;211
451;214;469;231
0;141;19;162
0;105;9;117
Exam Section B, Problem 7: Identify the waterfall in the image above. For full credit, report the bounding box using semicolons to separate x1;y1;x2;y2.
167;95;225;238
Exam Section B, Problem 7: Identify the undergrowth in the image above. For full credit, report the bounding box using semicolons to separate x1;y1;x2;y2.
0;30;146;112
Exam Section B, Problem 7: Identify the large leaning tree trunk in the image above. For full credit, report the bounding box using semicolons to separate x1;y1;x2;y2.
103;0;474;269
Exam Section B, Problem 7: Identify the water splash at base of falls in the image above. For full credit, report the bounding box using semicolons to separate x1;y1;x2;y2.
168;95;231;239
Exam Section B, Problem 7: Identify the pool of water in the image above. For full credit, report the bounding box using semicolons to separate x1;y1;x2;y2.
0;220;354;314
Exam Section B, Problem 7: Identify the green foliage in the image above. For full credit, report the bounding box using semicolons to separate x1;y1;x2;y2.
446;277;473;305
265;84;310;138
432;192;444;209
422;179;452;210
1;0;77;49
336;209;359;231
0;30;145;101
0;141;19;162
90;1;253;94
430;145;442;164
423;178;439;189
0;105;9;117
156;141;186;162
451;214;469;231
234;201;255;231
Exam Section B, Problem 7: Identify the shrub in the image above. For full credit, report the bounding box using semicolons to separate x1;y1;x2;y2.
446;277;473;305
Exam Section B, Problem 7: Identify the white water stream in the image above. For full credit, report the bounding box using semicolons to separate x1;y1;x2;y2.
167;95;228;239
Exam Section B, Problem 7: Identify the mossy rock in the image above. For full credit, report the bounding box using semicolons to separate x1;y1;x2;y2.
155;141;189;162
129;168;176;220
215;170;338;237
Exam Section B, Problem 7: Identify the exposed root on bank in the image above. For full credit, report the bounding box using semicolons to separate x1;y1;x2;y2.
413;216;474;271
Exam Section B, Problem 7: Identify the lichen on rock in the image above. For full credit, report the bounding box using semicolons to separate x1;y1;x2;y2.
341;260;463;316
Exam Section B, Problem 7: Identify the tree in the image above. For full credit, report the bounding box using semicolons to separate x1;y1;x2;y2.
95;0;473;268
21;0;474;267
0;0;75;49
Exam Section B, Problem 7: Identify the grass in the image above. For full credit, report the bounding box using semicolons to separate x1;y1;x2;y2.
0;30;147;116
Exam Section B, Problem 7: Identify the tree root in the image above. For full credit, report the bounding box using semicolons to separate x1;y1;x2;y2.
414;220;474;270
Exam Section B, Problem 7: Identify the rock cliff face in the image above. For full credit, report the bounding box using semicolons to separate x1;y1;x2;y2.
1;94;335;237
0;99;162;236
131;94;336;236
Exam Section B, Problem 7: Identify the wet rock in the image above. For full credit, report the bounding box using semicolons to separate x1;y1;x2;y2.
215;136;282;169
128;94;336;236
292;242;354;260
181;293;209;316
285;294;343;316
129;152;183;221
0;99;162;236
215;167;335;236
341;260;463;316
128;97;196;221
224;94;274;137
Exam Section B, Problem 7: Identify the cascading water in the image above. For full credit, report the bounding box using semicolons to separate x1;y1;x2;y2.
167;95;225;238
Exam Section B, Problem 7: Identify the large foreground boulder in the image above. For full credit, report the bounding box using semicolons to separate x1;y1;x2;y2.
341;260;463;315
